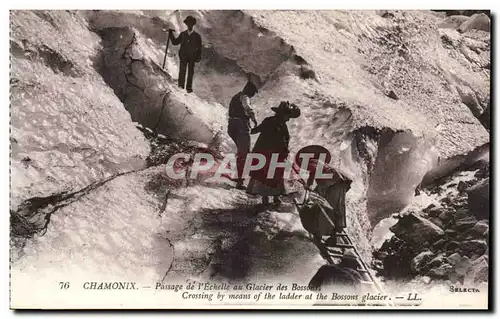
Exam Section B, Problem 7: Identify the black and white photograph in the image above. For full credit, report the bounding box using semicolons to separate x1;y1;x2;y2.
8;8;491;310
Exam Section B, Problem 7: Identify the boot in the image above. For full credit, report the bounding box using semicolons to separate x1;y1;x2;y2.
235;180;246;190
262;196;269;205
273;196;282;207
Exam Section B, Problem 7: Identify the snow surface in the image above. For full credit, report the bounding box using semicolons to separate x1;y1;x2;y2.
10;11;150;208
10;10;490;308
11;165;325;307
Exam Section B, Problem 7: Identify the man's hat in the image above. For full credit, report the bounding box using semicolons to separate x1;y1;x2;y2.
243;81;258;92
271;101;301;118
247;73;262;90
184;15;197;26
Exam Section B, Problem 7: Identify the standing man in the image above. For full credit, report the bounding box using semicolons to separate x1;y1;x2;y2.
170;15;202;93
228;82;259;190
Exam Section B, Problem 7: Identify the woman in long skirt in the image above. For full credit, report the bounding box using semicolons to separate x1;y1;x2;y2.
246;101;301;206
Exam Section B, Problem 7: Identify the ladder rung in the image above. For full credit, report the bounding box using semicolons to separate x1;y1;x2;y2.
324;253;345;258
325;246;343;251
310;227;388;294
325;243;354;249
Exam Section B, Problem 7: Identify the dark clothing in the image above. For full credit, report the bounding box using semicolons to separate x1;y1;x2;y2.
171;30;202;62
248;115;290;189
171;30;202;91
228;118;251;181
316;182;349;229
308;264;363;292
178;59;195;90
300;159;352;235
228;91;256;182
298;192;337;237
251;116;290;155
229;92;251;128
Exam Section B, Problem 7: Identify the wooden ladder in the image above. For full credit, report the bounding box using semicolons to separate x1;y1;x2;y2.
295;189;393;306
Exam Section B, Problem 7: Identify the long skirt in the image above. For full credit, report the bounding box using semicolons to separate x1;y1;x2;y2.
246;151;288;196
246;177;286;196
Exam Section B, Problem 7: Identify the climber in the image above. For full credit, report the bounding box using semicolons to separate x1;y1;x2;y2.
294;145;353;246
169;15;202;93
246;101;301;206
308;250;363;295
227;81;259;190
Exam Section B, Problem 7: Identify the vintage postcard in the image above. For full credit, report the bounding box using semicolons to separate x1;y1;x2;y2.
9;9;490;310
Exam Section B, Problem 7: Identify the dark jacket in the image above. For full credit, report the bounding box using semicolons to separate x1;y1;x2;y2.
248;115;290;188
171;30;202;62
251;115;290;154
229;92;251;126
